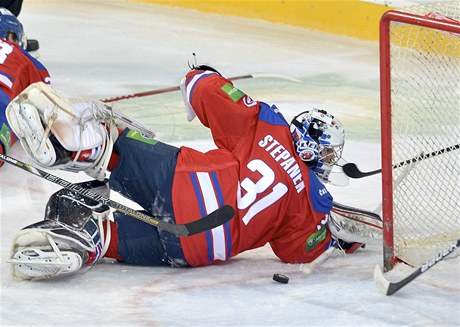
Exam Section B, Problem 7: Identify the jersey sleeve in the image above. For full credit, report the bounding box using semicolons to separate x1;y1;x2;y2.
0;40;50;101
23;49;51;85
182;69;261;152
269;215;332;264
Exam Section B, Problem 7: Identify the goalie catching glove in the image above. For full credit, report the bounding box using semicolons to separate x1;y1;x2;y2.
328;201;383;252
5;82;118;180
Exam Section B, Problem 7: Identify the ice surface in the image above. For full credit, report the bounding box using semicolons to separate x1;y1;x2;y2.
1;1;459;326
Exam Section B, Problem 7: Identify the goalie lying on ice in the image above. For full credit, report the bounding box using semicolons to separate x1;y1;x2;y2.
5;66;382;280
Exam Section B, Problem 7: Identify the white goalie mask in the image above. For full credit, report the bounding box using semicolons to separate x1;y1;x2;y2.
290;109;345;183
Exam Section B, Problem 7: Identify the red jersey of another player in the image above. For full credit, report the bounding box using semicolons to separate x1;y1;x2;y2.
0;38;50;157
173;70;333;267
0;38;50;102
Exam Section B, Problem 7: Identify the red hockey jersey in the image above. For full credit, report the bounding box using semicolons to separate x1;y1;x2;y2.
173;70;333;266
0;38;50;102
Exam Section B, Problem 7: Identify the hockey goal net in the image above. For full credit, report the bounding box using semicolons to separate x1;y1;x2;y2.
380;3;460;271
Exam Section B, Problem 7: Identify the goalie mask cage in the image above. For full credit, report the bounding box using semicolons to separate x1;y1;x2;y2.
380;4;460;271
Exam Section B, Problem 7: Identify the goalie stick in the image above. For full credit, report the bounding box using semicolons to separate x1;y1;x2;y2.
0;153;234;237
374;239;460;296
342;144;460;179
101;73;302;103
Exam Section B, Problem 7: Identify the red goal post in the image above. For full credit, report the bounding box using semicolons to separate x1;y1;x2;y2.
379;10;460;271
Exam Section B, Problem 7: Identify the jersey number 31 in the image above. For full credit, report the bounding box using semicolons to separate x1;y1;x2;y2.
237;159;288;225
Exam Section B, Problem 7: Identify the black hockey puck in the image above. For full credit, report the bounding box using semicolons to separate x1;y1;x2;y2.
273;273;289;284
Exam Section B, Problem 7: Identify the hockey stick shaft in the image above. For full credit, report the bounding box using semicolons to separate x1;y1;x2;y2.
101;73;301;103
0;153;234;237
343;144;460;178
300;246;335;276
374;238;460;295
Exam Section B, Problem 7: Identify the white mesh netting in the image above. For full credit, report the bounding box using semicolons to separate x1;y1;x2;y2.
387;1;460;266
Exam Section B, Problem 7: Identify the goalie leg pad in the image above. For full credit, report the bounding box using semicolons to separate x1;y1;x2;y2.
6;99;57;166
6;82;118;180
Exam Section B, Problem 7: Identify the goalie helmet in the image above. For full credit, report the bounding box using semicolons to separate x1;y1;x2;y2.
290;108;345;183
0;7;26;49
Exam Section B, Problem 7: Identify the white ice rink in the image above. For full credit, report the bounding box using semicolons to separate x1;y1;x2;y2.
1;1;459;326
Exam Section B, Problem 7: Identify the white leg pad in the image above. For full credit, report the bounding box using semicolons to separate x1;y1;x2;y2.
6;99;57;166
6;82;117;180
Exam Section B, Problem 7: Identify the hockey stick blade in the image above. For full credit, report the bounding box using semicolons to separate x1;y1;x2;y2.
343;144;460;179
101;73;301;103
374;238;460;296
342;163;380;178
0;153;235;237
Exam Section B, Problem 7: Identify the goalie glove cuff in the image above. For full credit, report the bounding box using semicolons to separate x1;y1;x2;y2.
190;64;222;76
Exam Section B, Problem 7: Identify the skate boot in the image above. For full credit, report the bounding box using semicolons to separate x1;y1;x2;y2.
8;180;111;280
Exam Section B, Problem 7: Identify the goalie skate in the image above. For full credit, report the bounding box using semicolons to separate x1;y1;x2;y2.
9;180;112;280
9;246;87;280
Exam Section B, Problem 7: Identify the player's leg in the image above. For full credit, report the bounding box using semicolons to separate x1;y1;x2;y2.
109;128;188;267
111;211;187;267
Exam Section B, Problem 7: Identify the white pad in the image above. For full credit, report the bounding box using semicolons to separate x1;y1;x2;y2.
9;247;84;281
8;229;84;280
6;100;57;166
7;82;105;151
6;82;118;180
